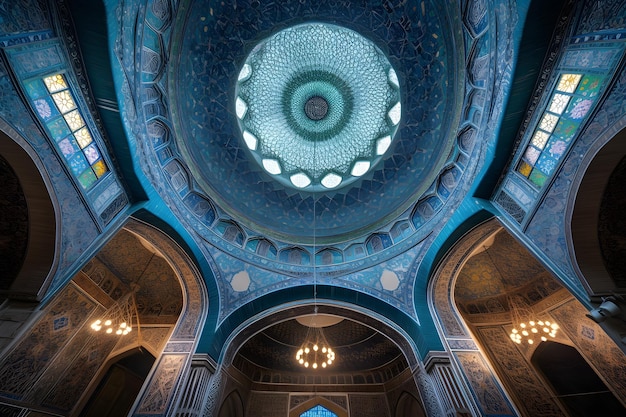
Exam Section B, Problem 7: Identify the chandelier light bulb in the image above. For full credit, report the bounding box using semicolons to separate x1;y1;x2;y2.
106;328;113;334
312;363;318;369
104;319;112;326
510;318;559;345
313;345;319;351
322;362;327;368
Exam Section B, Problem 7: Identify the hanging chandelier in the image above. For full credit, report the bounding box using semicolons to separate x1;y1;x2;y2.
90;291;136;336
508;294;559;345
296;315;336;369
482;241;560;346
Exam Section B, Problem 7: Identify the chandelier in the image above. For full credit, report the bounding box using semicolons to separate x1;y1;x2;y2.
508;294;559;345
296;314;336;369
90;253;151;338
90;291;137;336
482;241;559;346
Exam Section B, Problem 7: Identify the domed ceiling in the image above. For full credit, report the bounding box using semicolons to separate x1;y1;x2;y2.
122;0;509;330
169;0;461;243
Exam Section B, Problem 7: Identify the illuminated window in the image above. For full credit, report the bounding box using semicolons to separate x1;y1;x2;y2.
300;405;338;417
516;73;603;188
25;73;108;189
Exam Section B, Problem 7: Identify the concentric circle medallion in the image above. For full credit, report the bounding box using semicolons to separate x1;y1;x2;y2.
235;23;401;191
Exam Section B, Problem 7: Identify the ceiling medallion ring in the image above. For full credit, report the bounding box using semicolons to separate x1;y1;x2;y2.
235;23;401;192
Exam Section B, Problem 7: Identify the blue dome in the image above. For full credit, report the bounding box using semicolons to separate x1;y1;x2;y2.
235;23;401;191
171;0;461;243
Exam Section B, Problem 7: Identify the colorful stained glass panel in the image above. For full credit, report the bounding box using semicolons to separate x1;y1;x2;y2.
24;79;48;99
84;143;100;164
529;169;547;188
556;73;581;93
531;130;550;149
68;152;89;175
536;153;557;175
43;74;68;93
524;146;541;165
548;93;571;115
517;161;532;177
77;169;97;189
553;118;580;142
92;160;108;178
300;405;338;417
47;118;71;142
33;97;58;121
64;110;85;131
51;90;76;113
58;137;79;158
577;74;602;98
547;138;568;158
74;127;93;148
539;113;559;133
566;97;593;120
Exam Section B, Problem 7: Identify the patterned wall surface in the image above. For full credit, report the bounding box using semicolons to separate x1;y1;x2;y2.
475;327;563;416
246;392;289;417
0;283;96;402
454;352;514;416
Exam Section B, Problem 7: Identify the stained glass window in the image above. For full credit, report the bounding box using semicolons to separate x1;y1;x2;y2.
25;73;108;189
300;405;338;417
516;73;604;189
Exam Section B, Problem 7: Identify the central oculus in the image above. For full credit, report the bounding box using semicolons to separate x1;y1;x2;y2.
235;23;401;191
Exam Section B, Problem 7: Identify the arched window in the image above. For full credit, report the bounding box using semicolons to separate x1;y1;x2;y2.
300;405;338;417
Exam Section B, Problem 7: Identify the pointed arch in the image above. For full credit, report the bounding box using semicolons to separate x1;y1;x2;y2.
0;122;58;301
289;396;347;417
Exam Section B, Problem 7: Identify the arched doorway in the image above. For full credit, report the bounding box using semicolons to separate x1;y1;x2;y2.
532;341;624;416
395;392;425;417
81;349;155;417
217;390;244;417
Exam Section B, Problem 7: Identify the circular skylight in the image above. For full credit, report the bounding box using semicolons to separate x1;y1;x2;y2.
235;23;401;192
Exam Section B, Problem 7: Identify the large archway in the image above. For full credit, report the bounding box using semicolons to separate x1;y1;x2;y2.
0;219;208;417
0;124;57;301
570;125;626;294
209;303;433;417
429;219;626;417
